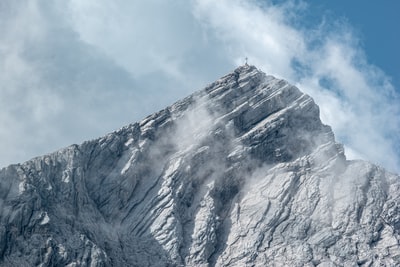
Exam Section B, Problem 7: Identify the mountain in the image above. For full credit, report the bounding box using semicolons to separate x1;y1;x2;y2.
0;65;399;266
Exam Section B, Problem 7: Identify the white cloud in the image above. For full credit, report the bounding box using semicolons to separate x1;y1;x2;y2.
0;0;398;173
193;0;306;77
64;0;229;87
0;0;139;166
192;0;400;172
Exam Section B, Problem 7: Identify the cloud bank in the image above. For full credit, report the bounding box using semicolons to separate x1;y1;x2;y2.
0;0;399;172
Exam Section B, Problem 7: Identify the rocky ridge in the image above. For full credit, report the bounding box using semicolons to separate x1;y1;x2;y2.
0;65;399;266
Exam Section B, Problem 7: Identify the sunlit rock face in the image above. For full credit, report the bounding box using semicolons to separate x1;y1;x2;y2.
0;65;399;266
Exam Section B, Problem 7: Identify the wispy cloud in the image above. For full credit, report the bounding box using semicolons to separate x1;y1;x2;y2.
0;0;398;172
192;0;400;172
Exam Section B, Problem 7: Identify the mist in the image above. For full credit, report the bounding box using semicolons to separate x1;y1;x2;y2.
0;0;398;173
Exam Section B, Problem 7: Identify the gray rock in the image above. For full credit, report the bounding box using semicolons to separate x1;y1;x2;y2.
0;65;399;266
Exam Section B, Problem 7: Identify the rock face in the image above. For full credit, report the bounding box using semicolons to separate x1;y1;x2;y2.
0;65;399;266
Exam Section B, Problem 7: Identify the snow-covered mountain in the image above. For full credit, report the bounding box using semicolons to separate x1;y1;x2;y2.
0;65;399;266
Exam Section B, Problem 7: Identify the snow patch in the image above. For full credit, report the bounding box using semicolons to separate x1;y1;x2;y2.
164;158;182;178
40;212;50;225
18;181;26;194
121;149;139;175
58;244;68;259
62;170;70;183
124;138;134;147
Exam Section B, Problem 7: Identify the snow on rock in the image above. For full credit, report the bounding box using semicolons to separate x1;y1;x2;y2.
40;212;50;225
0;65;399;266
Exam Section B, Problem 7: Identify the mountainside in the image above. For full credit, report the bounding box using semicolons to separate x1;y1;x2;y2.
0;65;399;266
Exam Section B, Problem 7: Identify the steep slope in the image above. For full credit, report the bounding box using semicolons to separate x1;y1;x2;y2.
0;65;399;266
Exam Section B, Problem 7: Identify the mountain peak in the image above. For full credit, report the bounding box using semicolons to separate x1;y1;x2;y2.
233;63;258;72
0;67;399;266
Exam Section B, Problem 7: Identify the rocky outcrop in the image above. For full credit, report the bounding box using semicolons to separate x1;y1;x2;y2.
0;65;399;266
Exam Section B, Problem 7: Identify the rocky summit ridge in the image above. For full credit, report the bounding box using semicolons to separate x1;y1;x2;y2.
0;65;399;266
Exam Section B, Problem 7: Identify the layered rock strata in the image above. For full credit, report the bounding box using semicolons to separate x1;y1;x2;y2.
0;65;399;266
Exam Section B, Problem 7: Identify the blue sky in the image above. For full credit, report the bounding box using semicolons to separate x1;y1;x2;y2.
305;0;400;90
0;0;399;172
